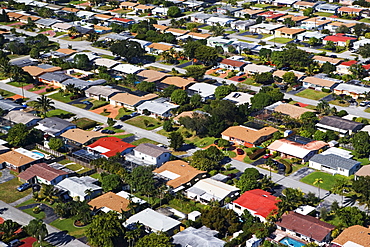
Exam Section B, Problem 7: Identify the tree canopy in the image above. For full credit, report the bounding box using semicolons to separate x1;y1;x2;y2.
126;166;156;195
171;89;189;105
110;40;145;63
136;232;173;247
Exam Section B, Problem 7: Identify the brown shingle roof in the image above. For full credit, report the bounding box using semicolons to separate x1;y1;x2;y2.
153;160;206;188
303;76;338;88
62;7;79;12
273;70;305;80
94;14;113;20
19;15;40;21
294;1;316;6
328;21;356;28
135;4;155;10
276;211;335;242
338;6;363;13
60;129;105;145
355;165;370;177
186;32;211;39
332;225;370;246
18;163;68;182
7;12;24;19
313;55;342;65
120;1;139;7
274;104;315;119
0;151;38;167
275;27;306;35
56;48;77;55
222;126;278;144
161;77;194;88
137;70;169;82
147;43;173;51
166;28;189;35
153;24;169;31
22;66;61;77
88;192;130;212
220;59;246;68
279;15;309;22
110;92;158;106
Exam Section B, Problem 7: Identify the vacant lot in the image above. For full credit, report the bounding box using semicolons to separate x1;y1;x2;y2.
296;89;329;101
0;178;31;203
300;171;350;191
125;116;163;130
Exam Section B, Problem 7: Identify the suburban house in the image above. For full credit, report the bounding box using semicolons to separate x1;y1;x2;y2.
111;64;143;75
38;72;72;86
244;64;275;75
173;110;210;124
326;21;356;33
312;55;342;65
234;9;266;18
296;31;328;42
332;225;370;247
147;43;174;54
120;1;139;9
333;83;369;99
153;24;169;32
302;76;340;91
221;125;278;148
158;77;194;90
232;189;280;222
316;116;364;135
137;99;179;118
137;70;169;83
274;27;306;39
129;143;171;167
248;23;284;34
18;163;69;185
276;211;335;245
353;39;370;50
278;15;309;26
338;6;363;15
223;92;253;106
84;86;120;101
172;226;226;247
267;136;328;162
190;13;215;23
52;22;73;32
179;32;211;40
293;1;319;9
355;165;370;179
125;208;181;235
60;128;105;147
336;60;358;75
61;78;105;90
93;58;120;69
217;6;242;15
309;154;360;176
23;65;62;78
19;15;40;23
186;178;240;205
218;59;247;71
153;160;207;192
265;102;315;119
188;83;218;102
35;18;61;28
206;16;236;26
273;70;305;82
86;137;135;158
165;28;189;36
3;111;41;127
230;20;256;31
0;148;44;172
323;33;357;47
315;3;339;13
56;176;102;201
109;92;158;111
35;117;76;137
7;12;24;21
111;18;135;27
0;99;25;112
257;11;286;21
300;17;331;30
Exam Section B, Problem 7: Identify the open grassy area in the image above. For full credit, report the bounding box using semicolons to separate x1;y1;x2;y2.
7;81;31;87
359;18;370;23
253;3;272;7
46;109;75;119
125;116;163;130
110;133;134;139
355;157;370;166
50;218;86;238
115;107;133;120
295;89;329;101
72;103;87;109
316;12;335;17
22;207;46;220
0;89;16;98
0;178;31;203
49;92;75;103
104;126;125;133
90;173;101;180
65;163;92;174
329;100;350;107
88;99;109;110
131;138;160;146
100;54;116;60
269;37;293;44
58;159;73;165
300;171;349;191
55;31;66;37
193;137;217;148
244;34;272;39
200;25;212;30
165;198;207;214
28;86;46;92
72;118;98;130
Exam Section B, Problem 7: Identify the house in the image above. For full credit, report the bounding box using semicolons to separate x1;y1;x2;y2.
134;5;155;12
312;55;342;65
75;25;94;36
274;27;306;39
56;176;102;201
137;99;179;118
125;208;181;235
19;15;40;23
55;48;77;57
300;17;332;30
130;143;171;167
153;24;169;32
35;117;76;137
0;99;24;112
61;7;79;13
234;9;266;18
190;13;216;23
355;165;370;179
315;3;339;13
267;136;328;162
217;6;243;15
87;137;135;158
232;189;279;222
244;64;275;75
332;225;370;247
153;160;207;191
38;72;72;86
265;102;315;119
3;111;41;127
173;110;210;124
75;10;96;19
257;11;286;21
85;85;120;101
206;16;236;26
276;211;335;244
337;60;358;74
338;6;363;16
129;38;152;52
159;77;194;90
186;178;240;205
230;20;256;31
34;18;61;28
223;92;253;105
7;12;24;21
353;38;370;50
165;28;188;36
104;33;131;42
18;163;69;185
93;25;112;34
60;129;105;147
293;0;319;9
309;154;360;176
0;148;44;172
273;70;305;81
316;116;364;135
137;70;169;83
62;78;105;90
249;23;284;34
23;65;61;78
321;147;353;158
218;59;247;71
172;226;226;247
93;58;120;69
222;125;278;147
93;14;113;21
52;22;73;32
273;0;297;7
333;83;369;99
278;15;309;26
323;33;357;47
147;43;174;54
207;37;238;49
302;76;340;91
296;31;328;42
188;83;218;102
179;32;211;40
109;92;158;110
110;18;135;27
326;21;356;33
120;2;139;9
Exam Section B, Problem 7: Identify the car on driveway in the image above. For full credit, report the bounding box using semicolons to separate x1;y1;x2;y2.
120;115;132;121
113;125;123;129
82;101;92;105
101;129;115;134
17;183;31;192
130;112;140;117
93;126;103;131
263;154;272;159
360;101;369;107
236;148;244;155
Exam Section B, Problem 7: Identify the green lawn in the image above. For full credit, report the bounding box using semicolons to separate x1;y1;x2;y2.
109;133;134;139
329;100;349;107
355;157;370;166
49;92;75;103
58;159;73;165
0;89;16;98
100;54;116;60
316;12;335;17
295;89;330;101
46;109;75;119
253;3;272;7
104;126;125;133
200;25;212;30
300;171;349;191
269;37;293;44
165;198;207;214
360;18;370;23
244;34;272;39
72;118;98;130
50;218;87;238
89;99;109;110
193;137;217;148
90;173;101;180
223;150;237;158
55;31;66;37
131;138;160;146
115;107;133;120
0;178;31;203
28;86;45;92
72;103;87;109
22;207;46;220
7;81;31;87
125;116;163;130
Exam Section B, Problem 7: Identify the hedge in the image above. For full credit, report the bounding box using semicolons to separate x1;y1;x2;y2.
248;148;266;160
72;118;97;130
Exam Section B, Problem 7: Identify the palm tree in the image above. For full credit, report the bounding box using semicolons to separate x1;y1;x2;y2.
265;158;275;178
87;32;99;43
33;95;55;118
68;26;79;37
313;178;324;198
332;178;348;206
24;219;48;244
0;220;20;239
39;184;58;203
210;24;225;37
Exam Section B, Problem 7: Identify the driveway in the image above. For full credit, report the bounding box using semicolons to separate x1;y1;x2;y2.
18;203;58;224
250;158;265;166
288;167;315;180
320;94;335;102
176;61;192;68
0;169;14;184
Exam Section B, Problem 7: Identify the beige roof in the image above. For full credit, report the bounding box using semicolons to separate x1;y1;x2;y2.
332;225;370;246
137;70;169;82
20;15;40;21
56;48;77;55
275;27;306;35
222;126;278;144
94;58;119;68
303;76;338;87
279;15;309;22
338;6;363;13
355;165;370;177
94;14;113;20
7;12;24;19
166;28;189;35
328;21;356;28
273;70;305;80
268;139;328;151
274;103;315;119
187;32;211;39
120;1;139;7
60;129;105;145
153;24;169;31
147;43;173;51
313;55;342;65
294;1;316;6
94;25;111;31
88;192;130;212
52;22;73;30
153;160;206;188
135;4;155;10
0;151;37;167
23;66;61;77
62;7;79;12
304;17;331;26
241;9;266;15
110;92;158;106
161;76;194;88
173;111;208;122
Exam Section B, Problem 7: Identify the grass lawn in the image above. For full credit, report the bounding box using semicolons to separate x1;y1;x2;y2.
360;18;370;23
60;36;88;42
300;171;349;191
223;150;237;158
193;137;217;148
253;3;272;7
72;118;98;130
46;109;75;118
72;103;87;109
28;86;46;92
50;218;86;238
55;31;66;37
58;159;73;165
65;163;92;174
90;173;101;180
316;12;335;17
100;54;116;60
104;126;125;133
329;100;350;107
165;198;207;214
269;37;293;44
0;178;31;203
305;105;317;110
0;89;15;98
295;89;329;101
125;116;163;130
49;92;74;103
110;133;134;139
355;157;370;166
115;108;133;120
22;208;46;220
364;107;370;113
7;54;24;60
200;25;212;30
89;99;109;110
131;138;160;146
7;81;31;87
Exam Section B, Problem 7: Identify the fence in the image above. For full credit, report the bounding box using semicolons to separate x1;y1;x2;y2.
339;143;354;150
35;144;63;157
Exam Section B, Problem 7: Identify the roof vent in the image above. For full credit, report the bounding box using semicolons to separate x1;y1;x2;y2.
262;195;268;197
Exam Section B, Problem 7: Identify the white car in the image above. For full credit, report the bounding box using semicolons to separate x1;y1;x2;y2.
93;126;103;132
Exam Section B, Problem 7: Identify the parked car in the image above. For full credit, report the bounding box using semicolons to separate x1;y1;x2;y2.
236;72;245;76
93;126;103;131
113;125;123;129
9;239;21;247
360;101;369;107
236;148;244;155
263;154;272;159
130;112;140;117
292;85;301;91
82;101;92;105
101;129;115;134
17;183;31;192
120;115;132;121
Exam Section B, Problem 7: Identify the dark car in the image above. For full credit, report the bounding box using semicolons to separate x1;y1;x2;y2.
101;129;115;134
214;139;219;145
236;148;244;155
9;239;21;247
113;125;123;129
17;183;31;192
14;98;24;104
120;115;132;121
130;112;140;117
114;56;121;60
329;55;337;58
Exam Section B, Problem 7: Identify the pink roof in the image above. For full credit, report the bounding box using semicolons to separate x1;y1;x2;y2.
220;58;246;67
257;11;285;18
340;60;357;66
268;138;328;151
87;137;135;157
295;102;309;107
324;33;356;43
233;189;280;218
112;17;133;23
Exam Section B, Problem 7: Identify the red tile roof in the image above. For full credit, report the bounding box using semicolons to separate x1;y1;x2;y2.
112;17;134;23
233;189;280;218
363;64;370;70
324;33;357;43
87;137;135;157
340;60;357;66
258;11;285;19
220;59;246;68
18;163;68;182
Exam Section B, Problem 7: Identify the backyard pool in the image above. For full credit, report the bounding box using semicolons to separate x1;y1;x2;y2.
32;151;45;158
279;237;305;247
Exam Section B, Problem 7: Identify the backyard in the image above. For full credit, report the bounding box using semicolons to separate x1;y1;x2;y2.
295;89;329;101
125;116;163;130
300;171;351;191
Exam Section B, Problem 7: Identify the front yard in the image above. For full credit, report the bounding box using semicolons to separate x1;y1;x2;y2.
0;178;31;203
114;107;133;120
131;138;160;146
125;116;163;130
295;89;330;101
269;37;293;44
46;109;75;119
49;92;75;103
300;171;350;191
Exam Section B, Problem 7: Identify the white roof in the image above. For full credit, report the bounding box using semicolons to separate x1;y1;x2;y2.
189;83;218;98
56;177;101;200
137;101;179;115
112;64;143;74
116;191;147;204
294;205;316;215
297;31;327;40
125;208;181;232
334;84;369;95
76;11;96;18
275;143;311;159
94;58;120;68
69;52;100;61
249;23;284;31
321;147;353;159
207;16;236;23
353;39;370;46
223;92;253;105
244;64;274;73
343;241;364;247
186;178;239;201
14;148;43;160
275;0;297;4
159;170;180;180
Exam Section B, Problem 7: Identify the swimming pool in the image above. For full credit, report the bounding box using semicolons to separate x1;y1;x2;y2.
279;237;305;247
32;151;45;158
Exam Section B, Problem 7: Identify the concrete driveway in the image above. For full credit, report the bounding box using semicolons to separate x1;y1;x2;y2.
0;169;14;184
288;167;315;180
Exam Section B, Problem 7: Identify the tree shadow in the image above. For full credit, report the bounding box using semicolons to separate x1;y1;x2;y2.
45;231;75;246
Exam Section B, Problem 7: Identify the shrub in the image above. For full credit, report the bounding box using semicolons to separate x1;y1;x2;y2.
279;159;292;174
321;88;331;93
72;118;97;130
248;148;266;160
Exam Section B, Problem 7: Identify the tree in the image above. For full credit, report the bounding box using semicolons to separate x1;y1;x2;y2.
126;166;156;195
136;81;156;92
86;211;125;247
217;139;230;149
33;95;55;118
171;89;189;105
282;72;297;84
313;130;327;141
24;219;48;243
87;32;99;42
357;44;370;58
163;120;173;132
349;63;367;79
332;177;349;206
179;112;210;136
337;206;367;227
316;100;331;115
185;65;206;80
169;131;184;150
110;40;145;63
136;232;173;247
321;61;336;74
29;48;40;59
283;17;295;27
201;207;242;237
300;111;318;125
209;24;225;37
303;7;314;16
251;87;284;110
100;173;122;192
277;188;305;216
74;54;90;70
336;25;350;34
352;131;370;158
236;168;260;192
324;41;336;51
307;37;320;47
107;118;116;127
313;178;323;198
39;184;58;203
48;137;63;151
184;40;203;59
191;147;224;171
167;6;181;17
215;85;233;99
0;220;20;240
194;45;218;66
6;123;28;147
352;175;370;211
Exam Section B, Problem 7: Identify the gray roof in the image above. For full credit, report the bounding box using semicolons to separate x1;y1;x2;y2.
85;85;121;97
318;116;364;131
3;111;41;125
56;176;101;198
104;33;132;41
0;99;24;111
310;154;360;170
75;25;93;34
35;18;60;27
315;3;339;11
134;143;171;157
37;117;76;135
334;83;369;95
39;72;72;83
62;78;105;89
10;58;37;67
172;226;226;247
137;101;179;115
